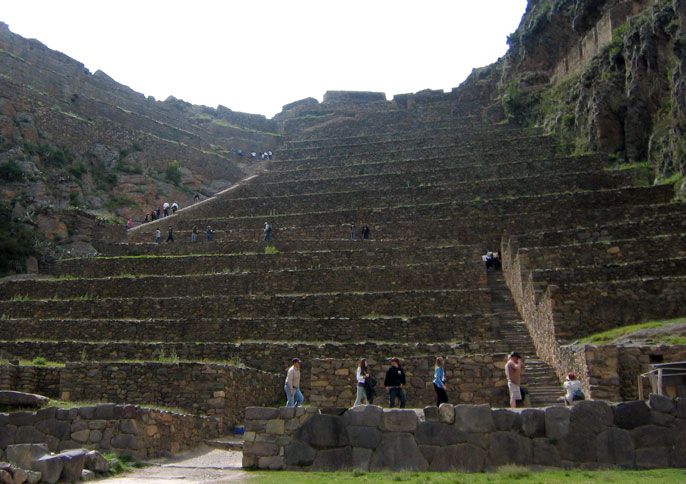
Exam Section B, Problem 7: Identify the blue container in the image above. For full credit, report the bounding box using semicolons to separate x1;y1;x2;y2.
234;425;245;435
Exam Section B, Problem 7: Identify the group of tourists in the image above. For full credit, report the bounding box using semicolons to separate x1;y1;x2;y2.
482;250;502;271
350;223;371;241
154;225;214;244
284;352;585;409
142;202;180;224
235;149;273;161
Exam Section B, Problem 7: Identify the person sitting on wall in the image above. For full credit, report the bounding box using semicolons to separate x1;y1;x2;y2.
561;373;585;405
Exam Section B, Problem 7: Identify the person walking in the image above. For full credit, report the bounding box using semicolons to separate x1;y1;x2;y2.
163;202;170;217
171;202;179;214
166;225;174;243
505;352;525;409
433;357;448;406
191;226;198;243
354;358;370;406
384;357;406;408
350;223;356;241
154;228;161;244
264;222;273;242
206;225;214;242
284;358;304;407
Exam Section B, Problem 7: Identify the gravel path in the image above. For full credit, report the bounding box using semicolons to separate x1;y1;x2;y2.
104;447;250;483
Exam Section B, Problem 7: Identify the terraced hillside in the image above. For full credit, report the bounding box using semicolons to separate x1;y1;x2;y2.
1;92;684;416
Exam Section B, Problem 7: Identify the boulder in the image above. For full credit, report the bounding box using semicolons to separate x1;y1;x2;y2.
380;409;418;432
631;424;675;448
35;419;70;440
0;392;48;409
0;425;16;448
12;466;28;484
429;444;486;472
5;444;48;470
81;469;95;481
532;438;561;467
454;405;494;433
344;405;382;427
597;427;634;466
492;409;522;431
677;398;686;419
284;442;316;467
0;469;12;484
613;401;651;430
347;426;382;449
648;394;675;414
520;409;545;437
569;400;613;434
544;406;570;440
423;406;439;422
414;422;464;446
557;429;597;462
58;449;87;482
294;414;348;449
24;471;41;484
488;431;533;466
438;404;455;424
369;433;428;471
311;447;353;471
352;448;372;471
257;456;283;470
84;450;110;473
635;447;671;469
31;455;63;484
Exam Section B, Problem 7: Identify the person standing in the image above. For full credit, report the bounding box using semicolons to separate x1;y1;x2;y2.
264;222;273;242
350;223;356;241
154;229;161;244
505;352;525;409
354;358;370;406
171;202;179;214
166;225;174;243
163;202;170;217
284;358;304;407
206;225;214;242
384;357;406;408
191;226;198;243
433;357;448;405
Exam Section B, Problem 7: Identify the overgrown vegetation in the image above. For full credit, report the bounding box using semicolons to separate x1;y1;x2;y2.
264;245;280;255
0;202;37;275
103;452;144;475
24;142;74;166
0;160;25;182
579;317;686;344
165;160;182;186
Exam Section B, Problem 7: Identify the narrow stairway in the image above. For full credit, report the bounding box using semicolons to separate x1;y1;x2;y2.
487;270;563;406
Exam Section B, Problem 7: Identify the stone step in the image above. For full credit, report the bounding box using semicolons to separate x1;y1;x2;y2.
205;437;244;451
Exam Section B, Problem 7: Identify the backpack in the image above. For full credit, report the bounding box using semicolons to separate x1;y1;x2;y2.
572;388;586;401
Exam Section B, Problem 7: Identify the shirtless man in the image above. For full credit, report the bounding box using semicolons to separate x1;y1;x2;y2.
505;352;525;409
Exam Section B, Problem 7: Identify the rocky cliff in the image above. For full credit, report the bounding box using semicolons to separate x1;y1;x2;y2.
462;0;686;191
0;22;282;268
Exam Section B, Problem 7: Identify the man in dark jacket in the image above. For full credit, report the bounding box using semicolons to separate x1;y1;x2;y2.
384;357;407;408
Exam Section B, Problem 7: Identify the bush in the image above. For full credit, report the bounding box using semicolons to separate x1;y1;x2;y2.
68;162;87;179
165;160;182;186
0;203;36;275
24;143;73;166
31;356;48;366
0;160;24;182
264;246;280;255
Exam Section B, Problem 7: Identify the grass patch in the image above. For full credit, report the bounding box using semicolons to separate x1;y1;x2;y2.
579;317;686;344
264;246;280;255
607;161;651;171
252;469;686;483
103;452;145;475
656;172;684;187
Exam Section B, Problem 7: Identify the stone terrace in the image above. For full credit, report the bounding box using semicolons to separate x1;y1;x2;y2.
1;92;685;431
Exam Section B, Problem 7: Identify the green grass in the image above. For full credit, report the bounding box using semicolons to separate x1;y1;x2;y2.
606;161;651;171
252;469;686;483
103;452;145;475
579;317;686;344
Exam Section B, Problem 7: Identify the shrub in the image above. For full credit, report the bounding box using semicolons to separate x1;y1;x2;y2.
68;161;87;179
31;356;48;366
0;203;36;275
0;160;24;182
165;160;182;186
264;246;280;255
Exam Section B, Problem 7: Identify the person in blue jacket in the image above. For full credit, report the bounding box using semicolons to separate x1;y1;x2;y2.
433;356;448;405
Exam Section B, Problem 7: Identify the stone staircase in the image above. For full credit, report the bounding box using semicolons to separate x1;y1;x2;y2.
487;271;562;406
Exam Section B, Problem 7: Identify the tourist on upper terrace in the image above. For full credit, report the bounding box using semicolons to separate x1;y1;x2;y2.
505;352;525;409
384;357;406;408
350;223;356;241
264;222;273;242
206;225;214;242
163;202;170;217
193;192;200;203
433;357;448;406
284;358;304;407
354;358;371;406
561;372;585;405
126;218;134;230
361;225;371;240
166;225;174;243
267;151;273;160
171;202;179;213
155;208;161;219
493;251;502;271
154;228;161;244
143;214;149;224
191;226;199;243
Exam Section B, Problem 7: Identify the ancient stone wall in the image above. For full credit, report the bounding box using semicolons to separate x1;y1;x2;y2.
0;365;61;398
243;397;686;471
308;357;508;409
0;404;220;459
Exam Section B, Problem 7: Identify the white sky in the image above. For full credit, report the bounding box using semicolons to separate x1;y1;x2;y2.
2;0;527;118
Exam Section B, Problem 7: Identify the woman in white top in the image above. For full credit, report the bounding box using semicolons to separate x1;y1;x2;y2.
353;358;369;406
562;372;584;405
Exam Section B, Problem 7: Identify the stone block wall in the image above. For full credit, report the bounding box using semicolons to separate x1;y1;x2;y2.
308;357;508;409
243;397;686;471
0;365;61;398
0;404;220;460
58;362;281;429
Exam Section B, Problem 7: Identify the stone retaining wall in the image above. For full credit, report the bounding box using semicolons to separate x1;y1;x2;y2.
0;365;61;398
0;404;220;460
243;396;686;471
308;356;508;409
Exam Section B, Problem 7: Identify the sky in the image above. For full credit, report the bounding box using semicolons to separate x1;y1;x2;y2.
2;1;528;118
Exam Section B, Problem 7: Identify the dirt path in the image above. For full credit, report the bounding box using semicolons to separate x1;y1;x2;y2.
104;447;251;483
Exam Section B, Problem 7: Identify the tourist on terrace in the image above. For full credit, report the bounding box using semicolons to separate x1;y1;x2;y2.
143;214;149;224
493;251;502;271
506;352;525;409
166;225;174;243
284;358;304;407
561;372;585;405
354;358;370;406
171;202;179;213
126;218;134;230
191;226;199;243
205;225;214;242
384;357;406;408
264;222;273;242
361;225;371;240
163;202;170;217
483;250;494;271
155;207;161;219
433;357;448;406
193;192;200;203
350;223;356;241
154;228;161;244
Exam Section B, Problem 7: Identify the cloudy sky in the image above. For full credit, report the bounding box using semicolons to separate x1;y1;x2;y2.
2;0;527;117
